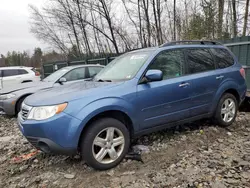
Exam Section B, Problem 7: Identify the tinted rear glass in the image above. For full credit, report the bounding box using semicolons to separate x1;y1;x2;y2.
210;48;234;69
3;69;19;77
18;69;28;74
186;48;215;74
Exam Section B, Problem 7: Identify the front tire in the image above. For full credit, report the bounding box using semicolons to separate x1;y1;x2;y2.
80;118;130;170
214;93;238;127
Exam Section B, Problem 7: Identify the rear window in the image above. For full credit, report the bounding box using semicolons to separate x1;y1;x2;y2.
186;48;215;74
210;48;235;69
18;69;28;75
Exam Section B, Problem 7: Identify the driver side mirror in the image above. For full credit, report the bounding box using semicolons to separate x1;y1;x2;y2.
58;77;67;85
140;69;163;84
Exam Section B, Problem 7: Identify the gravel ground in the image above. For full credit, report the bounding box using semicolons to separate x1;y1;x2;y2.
0;112;250;188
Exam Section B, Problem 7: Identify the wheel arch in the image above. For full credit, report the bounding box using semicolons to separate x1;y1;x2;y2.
77;110;135;149
211;81;240;114
15;93;32;114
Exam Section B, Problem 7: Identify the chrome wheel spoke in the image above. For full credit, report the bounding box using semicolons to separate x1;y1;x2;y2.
113;136;124;147
108;147;118;160
94;137;106;147
225;99;230;108
106;127;115;141
223;113;229;122
221;108;227;115
96;148;108;162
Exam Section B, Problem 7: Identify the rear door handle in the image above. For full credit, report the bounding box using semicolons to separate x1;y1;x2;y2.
216;75;224;80
179;82;190;88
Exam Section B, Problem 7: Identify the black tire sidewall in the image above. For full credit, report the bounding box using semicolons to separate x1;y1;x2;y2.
16;97;26;115
81;118;130;170
215;93;238;127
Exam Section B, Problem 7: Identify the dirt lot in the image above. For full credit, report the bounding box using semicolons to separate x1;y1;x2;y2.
0;113;250;188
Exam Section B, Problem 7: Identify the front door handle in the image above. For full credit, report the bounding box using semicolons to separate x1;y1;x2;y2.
216;75;224;80
179;82;190;88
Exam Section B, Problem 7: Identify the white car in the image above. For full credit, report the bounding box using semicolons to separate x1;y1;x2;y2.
0;67;40;89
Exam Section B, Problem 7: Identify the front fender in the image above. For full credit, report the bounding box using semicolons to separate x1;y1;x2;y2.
73;97;138;142
210;80;240;113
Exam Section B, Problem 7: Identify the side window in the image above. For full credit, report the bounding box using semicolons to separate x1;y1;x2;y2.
210;48;234;69
0;70;2;77
149;49;185;80
88;67;103;78
63;67;86;81
186;49;215;74
3;69;19;77
18;69;28;75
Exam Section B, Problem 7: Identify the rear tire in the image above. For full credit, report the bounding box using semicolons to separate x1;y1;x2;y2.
214;93;238;127
80;118;130;170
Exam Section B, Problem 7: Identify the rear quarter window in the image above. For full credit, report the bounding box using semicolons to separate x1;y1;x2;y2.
18;69;28;75
210;48;235;69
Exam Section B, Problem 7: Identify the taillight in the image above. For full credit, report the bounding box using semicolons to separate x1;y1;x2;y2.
35;71;40;76
240;68;246;79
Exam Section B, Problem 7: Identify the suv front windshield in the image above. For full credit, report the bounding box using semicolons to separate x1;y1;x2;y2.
43;67;70;82
94;51;153;82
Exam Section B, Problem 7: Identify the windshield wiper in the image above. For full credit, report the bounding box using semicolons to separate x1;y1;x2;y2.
97;79;112;82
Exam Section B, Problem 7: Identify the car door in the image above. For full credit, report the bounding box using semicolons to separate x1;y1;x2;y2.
185;48;220;117
62;67;87;84
2;69;20;87
136;49;193;130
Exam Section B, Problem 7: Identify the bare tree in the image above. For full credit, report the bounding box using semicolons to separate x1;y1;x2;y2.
142;0;151;46
29;0;248;58
242;0;250;36
218;0;224;38
232;0;237;37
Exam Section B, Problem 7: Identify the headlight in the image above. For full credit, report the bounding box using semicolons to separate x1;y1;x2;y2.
0;93;16;100
27;103;67;121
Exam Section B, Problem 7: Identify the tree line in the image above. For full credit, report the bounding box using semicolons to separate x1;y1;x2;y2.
28;0;249;57
0;48;65;67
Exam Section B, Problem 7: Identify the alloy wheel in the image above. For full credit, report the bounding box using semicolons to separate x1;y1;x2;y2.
92;127;125;164
221;98;236;123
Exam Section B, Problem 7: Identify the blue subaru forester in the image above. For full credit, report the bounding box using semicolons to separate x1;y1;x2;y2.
18;41;247;170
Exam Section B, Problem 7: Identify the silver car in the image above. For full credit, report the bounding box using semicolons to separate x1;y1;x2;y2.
0;64;104;115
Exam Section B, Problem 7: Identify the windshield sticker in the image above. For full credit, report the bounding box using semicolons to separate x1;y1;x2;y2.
130;54;147;60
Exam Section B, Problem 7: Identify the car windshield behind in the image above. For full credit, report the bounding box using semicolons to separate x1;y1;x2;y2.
43;67;70;82
94;51;153;81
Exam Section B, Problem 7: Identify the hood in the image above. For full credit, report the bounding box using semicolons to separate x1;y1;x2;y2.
25;81;123;106
0;81;53;94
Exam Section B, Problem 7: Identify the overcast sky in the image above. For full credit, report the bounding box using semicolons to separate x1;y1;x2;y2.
0;0;48;56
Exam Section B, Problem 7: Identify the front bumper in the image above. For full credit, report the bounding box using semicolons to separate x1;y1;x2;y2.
0;99;16;115
17;112;82;155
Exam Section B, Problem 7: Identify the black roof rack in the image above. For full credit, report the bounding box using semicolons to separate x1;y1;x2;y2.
160;40;223;47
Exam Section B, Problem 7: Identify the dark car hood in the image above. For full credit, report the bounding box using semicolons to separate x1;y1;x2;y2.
25;81;123;106
0;81;53;94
